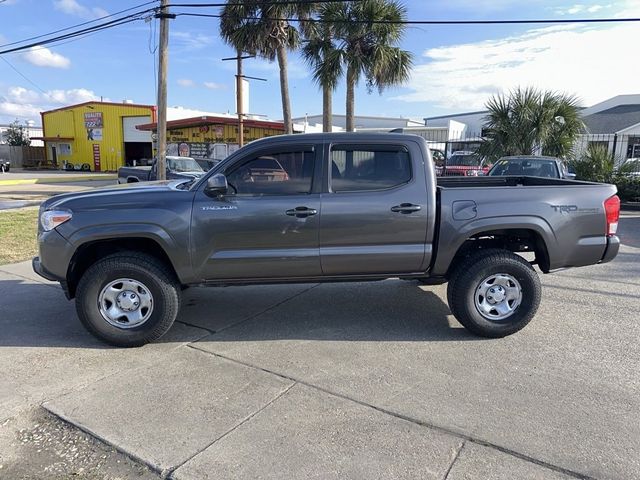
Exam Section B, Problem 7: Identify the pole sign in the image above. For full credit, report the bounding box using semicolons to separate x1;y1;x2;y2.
92;144;101;171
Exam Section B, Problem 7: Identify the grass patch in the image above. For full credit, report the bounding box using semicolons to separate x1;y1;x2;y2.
0;207;39;265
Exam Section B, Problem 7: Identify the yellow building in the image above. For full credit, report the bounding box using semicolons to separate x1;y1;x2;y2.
136;115;292;160
37;101;156;171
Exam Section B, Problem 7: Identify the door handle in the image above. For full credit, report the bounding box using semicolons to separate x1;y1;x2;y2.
285;206;318;218
391;203;422;214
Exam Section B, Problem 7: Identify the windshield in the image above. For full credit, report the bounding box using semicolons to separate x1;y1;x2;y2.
167;157;204;173
489;158;558;177
448;154;481;166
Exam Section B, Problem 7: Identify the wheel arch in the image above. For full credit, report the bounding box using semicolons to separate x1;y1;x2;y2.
66;237;181;299
435;220;554;278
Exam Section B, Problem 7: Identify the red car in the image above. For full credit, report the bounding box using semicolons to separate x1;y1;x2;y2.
438;151;488;177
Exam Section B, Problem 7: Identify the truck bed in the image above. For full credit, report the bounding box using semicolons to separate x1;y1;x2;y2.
437;175;595;188
433;175;618;276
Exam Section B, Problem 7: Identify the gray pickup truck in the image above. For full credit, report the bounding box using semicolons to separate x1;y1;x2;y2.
33;133;621;347
117;156;206;184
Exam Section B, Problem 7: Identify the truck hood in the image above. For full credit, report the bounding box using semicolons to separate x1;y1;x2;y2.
42;180;191;210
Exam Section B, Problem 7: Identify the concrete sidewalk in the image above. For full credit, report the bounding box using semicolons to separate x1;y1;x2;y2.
1;215;639;479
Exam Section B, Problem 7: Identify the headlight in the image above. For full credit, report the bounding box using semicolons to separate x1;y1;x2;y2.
40;209;72;231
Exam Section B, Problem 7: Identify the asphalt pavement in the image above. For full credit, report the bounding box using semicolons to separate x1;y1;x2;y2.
0;213;638;479
0;180;115;210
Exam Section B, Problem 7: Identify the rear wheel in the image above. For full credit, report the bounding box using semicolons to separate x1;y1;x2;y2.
75;252;180;347
447;249;541;338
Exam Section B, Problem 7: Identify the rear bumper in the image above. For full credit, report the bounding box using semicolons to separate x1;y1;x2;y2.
600;235;620;264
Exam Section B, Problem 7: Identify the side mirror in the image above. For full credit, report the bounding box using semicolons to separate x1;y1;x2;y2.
205;173;229;196
565;172;577;180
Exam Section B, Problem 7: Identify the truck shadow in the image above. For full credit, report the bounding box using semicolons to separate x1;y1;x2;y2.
179;280;480;343
620;214;640;248
0;279;478;348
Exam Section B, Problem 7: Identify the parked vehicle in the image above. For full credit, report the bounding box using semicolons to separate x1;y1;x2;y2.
621;158;640;177
33;133;620;347
0;159;10;173
429;148;445;168
193;157;222;171
441;151;487;176
487;156;576;179
117;156;206;184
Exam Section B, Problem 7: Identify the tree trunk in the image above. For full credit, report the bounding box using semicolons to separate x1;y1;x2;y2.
322;83;332;132
346;65;356;132
276;45;293;134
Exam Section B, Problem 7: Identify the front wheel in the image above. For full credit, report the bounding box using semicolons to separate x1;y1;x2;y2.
75;252;181;347
447;249;541;338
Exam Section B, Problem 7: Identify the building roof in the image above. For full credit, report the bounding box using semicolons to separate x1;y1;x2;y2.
424;110;488;121
582;104;640;134
136;115;294;132
42;101;155;115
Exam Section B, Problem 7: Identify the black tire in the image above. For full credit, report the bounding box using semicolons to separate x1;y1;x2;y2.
447;249;541;338
75;252;181;347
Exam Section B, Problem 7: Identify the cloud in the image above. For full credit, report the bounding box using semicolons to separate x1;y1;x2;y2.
47;88;100;104
53;0;107;19
555;3;611;15
203;82;226;90
0;86;102;123
177;78;195;87
394;23;640;111
22;46;71;69
0;101;41;120
170;31;215;50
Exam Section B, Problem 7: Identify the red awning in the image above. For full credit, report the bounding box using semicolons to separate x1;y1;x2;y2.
31;136;75;141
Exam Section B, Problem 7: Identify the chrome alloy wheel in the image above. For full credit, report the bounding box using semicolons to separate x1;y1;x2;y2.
474;273;522;321
98;278;154;329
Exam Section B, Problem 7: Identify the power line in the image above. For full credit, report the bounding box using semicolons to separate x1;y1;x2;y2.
0;9;157;55
177;12;640;25
172;0;354;6
0;1;159;49
0;56;48;95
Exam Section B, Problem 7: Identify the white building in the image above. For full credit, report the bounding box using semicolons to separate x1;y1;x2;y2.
576;95;640;163
423;95;640;163
424;111;488;136
0;123;44;146
292;114;423;133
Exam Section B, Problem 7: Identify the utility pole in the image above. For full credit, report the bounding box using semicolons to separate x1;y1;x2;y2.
236;51;244;148
222;53;264;149
155;0;174;180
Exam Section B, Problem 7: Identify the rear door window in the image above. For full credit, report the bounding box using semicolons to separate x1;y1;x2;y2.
330;145;412;192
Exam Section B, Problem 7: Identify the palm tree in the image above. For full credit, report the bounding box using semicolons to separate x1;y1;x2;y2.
306;0;412;132
220;0;313;134
301;14;342;132
479;87;584;160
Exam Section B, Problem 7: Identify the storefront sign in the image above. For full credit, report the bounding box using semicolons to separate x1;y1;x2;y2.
84;112;103;128
85;112;103;142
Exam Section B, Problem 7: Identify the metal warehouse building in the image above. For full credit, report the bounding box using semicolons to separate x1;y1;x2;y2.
35;101;156;171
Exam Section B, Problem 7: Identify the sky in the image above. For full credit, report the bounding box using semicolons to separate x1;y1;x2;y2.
1;0;640;126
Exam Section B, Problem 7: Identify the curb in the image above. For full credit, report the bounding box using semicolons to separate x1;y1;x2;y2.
0;175;117;186
621;203;640;212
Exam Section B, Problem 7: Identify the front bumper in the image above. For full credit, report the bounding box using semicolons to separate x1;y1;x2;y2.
600;235;620;264
32;256;58;281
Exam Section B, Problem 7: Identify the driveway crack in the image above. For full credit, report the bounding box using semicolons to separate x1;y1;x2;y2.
164;381;297;479
442;441;465;480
